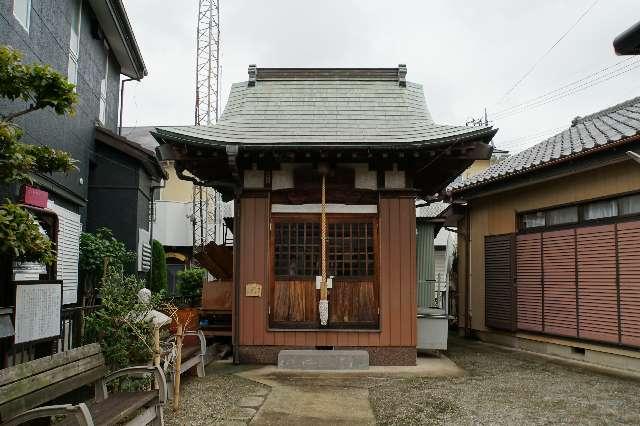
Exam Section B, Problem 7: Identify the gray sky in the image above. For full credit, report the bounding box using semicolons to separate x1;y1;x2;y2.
121;0;640;153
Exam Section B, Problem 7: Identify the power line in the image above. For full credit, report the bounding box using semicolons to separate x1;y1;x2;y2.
492;57;635;117
493;59;640;120
496;125;567;148
495;0;600;106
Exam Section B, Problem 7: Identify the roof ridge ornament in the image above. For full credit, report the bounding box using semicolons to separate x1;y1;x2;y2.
398;64;407;87
248;64;257;87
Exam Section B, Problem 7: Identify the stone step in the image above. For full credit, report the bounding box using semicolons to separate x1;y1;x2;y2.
277;350;369;370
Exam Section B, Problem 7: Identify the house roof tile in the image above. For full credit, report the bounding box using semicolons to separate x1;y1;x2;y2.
449;96;640;193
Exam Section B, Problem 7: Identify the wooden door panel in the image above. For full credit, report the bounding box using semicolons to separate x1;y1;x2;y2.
272;280;317;325
330;280;377;325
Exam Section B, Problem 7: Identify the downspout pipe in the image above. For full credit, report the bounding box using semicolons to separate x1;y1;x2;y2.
464;207;471;337
232;191;241;364
118;78;137;135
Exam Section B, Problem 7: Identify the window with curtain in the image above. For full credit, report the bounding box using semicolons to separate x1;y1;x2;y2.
584;199;618;220
547;206;578;226
13;0;31;31
619;194;640;216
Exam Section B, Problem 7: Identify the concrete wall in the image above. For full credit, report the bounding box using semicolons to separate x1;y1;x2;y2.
459;159;640;332
0;0;121;212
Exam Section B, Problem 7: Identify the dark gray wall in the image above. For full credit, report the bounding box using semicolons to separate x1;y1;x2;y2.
86;143;153;253
0;0;121;212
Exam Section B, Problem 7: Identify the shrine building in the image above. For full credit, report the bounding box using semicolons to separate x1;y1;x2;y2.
154;65;497;365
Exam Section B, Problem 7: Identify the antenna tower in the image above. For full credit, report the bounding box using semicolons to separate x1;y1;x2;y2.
193;0;221;253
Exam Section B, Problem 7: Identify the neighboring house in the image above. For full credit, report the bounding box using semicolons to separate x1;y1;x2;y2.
448;96;640;372
154;65;497;365
0;0;152;307
123;126;231;293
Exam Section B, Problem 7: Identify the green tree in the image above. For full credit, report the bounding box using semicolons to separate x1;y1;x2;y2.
0;45;77;264
79;227;136;304
148;239;167;294
177;267;205;298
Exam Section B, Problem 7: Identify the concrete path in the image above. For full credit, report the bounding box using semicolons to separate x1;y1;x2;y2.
249;381;375;425
237;354;462;425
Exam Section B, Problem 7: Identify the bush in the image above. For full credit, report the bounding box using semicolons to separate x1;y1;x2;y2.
177;267;205;297
84;267;160;372
148;240;167;294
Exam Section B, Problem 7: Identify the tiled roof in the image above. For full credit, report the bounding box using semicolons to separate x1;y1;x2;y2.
416;201;449;218
450;96;640;192
154;67;495;148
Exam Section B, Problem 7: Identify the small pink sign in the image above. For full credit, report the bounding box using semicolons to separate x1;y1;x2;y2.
22;185;48;209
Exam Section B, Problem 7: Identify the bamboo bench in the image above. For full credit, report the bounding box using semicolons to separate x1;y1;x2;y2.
0;343;167;425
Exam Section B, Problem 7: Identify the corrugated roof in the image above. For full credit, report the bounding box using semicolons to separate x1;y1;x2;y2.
154;67;495;148
450;96;640;193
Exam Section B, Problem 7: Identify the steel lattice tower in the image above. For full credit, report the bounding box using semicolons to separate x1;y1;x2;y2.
192;0;221;253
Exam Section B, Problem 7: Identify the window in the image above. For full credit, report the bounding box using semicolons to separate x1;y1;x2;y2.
99;52;109;124
547;206;578;226
273;219;375;279
584;199;618;220
522;212;545;229
13;0;31;31
274;222;320;278
519;193;640;231
67;0;82;86
619;194;640;216
328;222;374;277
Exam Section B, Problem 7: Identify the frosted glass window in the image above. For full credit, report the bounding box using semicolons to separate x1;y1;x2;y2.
13;0;31;31
522;212;545;228
99;54;108;124
67;0;82;86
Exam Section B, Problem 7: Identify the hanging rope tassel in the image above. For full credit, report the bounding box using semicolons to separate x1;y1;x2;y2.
319;173;329;326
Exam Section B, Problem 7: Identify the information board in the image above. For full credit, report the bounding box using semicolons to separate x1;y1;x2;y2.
14;283;62;344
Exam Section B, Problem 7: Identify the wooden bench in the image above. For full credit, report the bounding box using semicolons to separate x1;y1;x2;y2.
0;343;167;425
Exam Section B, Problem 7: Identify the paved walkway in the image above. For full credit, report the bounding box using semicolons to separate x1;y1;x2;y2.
237;354;461;425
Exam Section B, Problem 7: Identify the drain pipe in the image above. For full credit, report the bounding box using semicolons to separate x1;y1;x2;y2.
232;192;241;364
464;207;471;337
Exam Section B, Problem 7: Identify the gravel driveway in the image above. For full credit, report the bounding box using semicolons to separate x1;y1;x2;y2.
370;336;640;425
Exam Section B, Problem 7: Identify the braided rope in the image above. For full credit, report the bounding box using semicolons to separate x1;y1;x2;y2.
319;173;329;325
320;174;327;301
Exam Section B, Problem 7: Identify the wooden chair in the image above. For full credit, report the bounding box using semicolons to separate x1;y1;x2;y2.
0;343;167;425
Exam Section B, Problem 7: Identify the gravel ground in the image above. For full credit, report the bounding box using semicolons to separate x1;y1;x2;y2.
164;362;269;426
163;338;640;425
369;336;640;425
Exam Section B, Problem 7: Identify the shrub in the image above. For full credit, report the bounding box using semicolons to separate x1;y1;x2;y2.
148;240;167;294
177;267;205;298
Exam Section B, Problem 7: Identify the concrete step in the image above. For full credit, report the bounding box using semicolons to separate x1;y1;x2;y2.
277;350;369;370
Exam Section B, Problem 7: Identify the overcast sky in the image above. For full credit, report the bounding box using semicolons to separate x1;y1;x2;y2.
121;0;640;153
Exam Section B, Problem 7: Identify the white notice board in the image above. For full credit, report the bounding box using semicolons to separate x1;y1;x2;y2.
14;283;62;344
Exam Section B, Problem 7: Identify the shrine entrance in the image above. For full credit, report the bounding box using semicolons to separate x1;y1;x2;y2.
270;213;379;329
